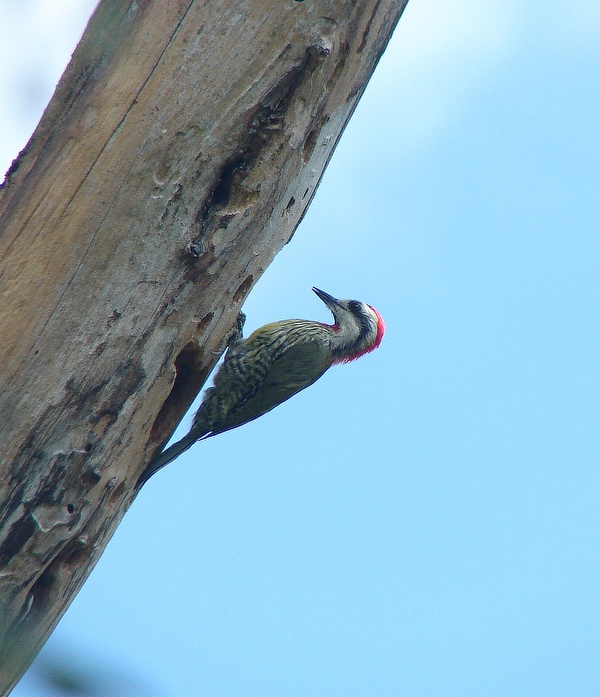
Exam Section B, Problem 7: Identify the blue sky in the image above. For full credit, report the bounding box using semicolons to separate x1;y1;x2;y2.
3;0;600;695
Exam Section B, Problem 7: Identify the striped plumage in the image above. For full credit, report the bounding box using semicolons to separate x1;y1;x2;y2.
138;288;384;486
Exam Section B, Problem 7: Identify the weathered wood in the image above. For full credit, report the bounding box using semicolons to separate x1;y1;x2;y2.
0;0;407;690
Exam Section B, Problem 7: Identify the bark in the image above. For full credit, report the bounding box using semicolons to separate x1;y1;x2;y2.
0;0;407;690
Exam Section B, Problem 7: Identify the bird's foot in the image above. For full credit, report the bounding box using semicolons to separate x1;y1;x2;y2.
227;312;246;349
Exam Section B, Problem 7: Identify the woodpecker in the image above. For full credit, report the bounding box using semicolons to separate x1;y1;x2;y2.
138;288;384;486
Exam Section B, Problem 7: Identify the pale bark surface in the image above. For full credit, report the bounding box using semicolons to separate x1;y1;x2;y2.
0;0;407;690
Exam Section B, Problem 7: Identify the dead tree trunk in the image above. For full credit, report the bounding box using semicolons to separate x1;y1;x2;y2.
0;0;407;691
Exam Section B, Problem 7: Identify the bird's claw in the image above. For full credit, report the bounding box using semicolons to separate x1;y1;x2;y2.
227;312;246;349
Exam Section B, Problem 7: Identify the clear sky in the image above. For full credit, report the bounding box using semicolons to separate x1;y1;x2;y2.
4;0;600;695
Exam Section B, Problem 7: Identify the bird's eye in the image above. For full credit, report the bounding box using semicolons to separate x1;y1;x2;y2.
349;300;362;313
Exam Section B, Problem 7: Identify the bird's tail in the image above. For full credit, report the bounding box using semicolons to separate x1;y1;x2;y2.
136;431;203;489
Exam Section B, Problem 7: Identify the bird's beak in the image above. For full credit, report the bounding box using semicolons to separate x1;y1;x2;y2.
312;287;343;311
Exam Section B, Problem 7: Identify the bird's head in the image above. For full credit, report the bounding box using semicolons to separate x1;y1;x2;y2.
312;287;385;364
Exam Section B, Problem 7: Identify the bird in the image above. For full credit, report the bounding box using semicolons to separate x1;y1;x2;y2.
138;287;384;486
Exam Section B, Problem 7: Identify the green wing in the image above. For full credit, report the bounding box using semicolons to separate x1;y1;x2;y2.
202;334;331;436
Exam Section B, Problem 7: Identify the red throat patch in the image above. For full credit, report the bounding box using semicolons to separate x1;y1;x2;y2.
337;305;385;364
